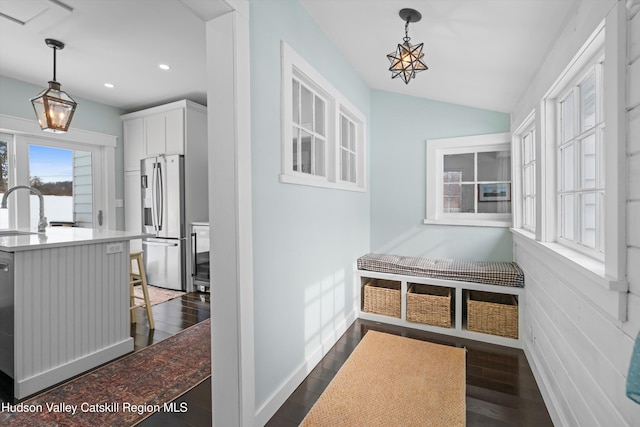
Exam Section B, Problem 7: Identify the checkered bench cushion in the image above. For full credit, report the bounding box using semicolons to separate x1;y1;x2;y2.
357;253;524;288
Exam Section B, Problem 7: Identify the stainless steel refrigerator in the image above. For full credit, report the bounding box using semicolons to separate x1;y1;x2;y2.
140;154;185;290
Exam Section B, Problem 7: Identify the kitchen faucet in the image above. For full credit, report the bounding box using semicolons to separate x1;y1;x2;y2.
1;185;48;233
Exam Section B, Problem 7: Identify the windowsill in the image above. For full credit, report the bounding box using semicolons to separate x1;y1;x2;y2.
279;173;366;193
510;228;624;292
423;218;512;228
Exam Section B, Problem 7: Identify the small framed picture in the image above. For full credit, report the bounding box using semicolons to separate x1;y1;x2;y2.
478;183;511;202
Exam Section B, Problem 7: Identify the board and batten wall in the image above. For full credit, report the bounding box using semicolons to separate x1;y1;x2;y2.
12;242;133;399
511;1;640;425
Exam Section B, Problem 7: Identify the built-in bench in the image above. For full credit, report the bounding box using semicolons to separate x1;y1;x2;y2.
356;253;525;348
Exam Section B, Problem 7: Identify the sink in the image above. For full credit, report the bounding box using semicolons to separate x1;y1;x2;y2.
0;230;38;236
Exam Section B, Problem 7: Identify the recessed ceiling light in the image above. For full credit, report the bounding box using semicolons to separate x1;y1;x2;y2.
158;64;170;70
104;83;114;88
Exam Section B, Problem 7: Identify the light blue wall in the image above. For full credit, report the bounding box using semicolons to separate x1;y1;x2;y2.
250;0;370;410
0;75;125;229
370;90;513;261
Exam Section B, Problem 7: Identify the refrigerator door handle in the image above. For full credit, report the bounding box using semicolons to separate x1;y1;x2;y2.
150;162;158;233
142;240;179;247
157;161;164;231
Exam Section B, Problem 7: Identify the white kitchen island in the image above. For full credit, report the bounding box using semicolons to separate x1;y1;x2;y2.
0;227;142;399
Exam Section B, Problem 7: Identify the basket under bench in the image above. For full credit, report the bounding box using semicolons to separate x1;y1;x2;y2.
357;269;525;349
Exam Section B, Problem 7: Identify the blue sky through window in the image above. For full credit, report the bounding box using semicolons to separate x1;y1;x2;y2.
29;145;72;183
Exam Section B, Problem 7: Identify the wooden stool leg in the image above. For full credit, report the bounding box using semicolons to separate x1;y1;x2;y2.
130;259;136;325
136;254;155;330
130;280;136;324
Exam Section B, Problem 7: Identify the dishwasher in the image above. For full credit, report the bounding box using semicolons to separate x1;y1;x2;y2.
0;252;13;378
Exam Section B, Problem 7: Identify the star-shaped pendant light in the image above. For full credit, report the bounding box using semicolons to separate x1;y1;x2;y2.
387;8;428;84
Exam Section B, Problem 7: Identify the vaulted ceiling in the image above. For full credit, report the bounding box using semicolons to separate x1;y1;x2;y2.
0;0;578;113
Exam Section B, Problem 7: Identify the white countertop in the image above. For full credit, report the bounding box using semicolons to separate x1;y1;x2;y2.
0;227;144;252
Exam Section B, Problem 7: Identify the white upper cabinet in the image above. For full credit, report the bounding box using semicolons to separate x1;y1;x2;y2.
122;100;202;172
143;113;165;157
123;117;144;171
164;108;185;155
144;108;184;157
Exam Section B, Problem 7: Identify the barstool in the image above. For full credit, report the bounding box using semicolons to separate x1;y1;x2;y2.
129;251;155;329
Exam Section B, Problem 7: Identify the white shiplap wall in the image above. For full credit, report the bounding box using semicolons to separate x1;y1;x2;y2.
73;151;93;228
627;0;640;391
514;2;640;425
13;241;133;398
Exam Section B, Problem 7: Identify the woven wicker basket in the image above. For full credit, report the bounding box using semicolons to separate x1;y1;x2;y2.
362;279;401;318
406;284;452;328
467;291;518;339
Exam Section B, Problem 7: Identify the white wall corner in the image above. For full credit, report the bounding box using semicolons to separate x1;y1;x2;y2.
206;1;255;426
253;309;357;426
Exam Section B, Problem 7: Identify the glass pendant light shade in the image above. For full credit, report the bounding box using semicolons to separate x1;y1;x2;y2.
387;40;428;84
31;81;77;133
387;8;428;84
31;39;78;133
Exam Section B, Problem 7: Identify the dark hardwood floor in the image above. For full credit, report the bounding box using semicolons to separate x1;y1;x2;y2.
266;319;553;427
0;290;212;427
2;294;553;427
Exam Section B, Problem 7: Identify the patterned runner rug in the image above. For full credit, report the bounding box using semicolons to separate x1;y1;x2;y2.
300;330;466;426
0;319;210;426
133;284;186;306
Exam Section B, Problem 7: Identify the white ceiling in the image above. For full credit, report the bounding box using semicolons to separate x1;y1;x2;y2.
0;0;230;112
0;0;578;114
301;0;579;113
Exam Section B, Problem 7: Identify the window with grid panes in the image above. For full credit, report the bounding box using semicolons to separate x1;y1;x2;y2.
339;112;357;184
521;125;536;232
425;133;512;227
557;64;604;257
281;42;366;191
292;76;326;177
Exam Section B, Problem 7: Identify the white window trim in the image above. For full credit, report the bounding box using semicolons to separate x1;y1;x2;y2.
511;12;627;321
512;111;536;234
0;114;117;231
280;41;366;192
554;63;605;260
425;132;512;227
338;108;359;185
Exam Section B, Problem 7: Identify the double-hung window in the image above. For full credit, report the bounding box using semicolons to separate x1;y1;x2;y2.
556;63;604;257
291;75;327;177
339;110;358;184
513;114;536;233
522;127;536;232
281;42;366;191
425;132;512;227
510;17;626;320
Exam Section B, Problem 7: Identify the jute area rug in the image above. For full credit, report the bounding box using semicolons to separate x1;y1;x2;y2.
0;319;210;427
300;330;466;427
133;284;186;307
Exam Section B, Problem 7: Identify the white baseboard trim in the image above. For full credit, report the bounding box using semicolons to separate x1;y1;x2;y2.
15;338;134;399
523;341;569;427
254;309;357;426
